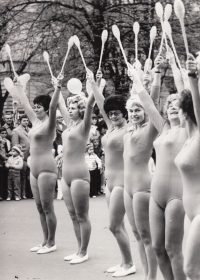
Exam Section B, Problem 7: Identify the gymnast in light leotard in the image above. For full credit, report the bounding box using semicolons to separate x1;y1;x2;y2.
175;54;200;280
124;56;163;280
14;74;63;254
132;50;187;280
90;71;135;277
57;70;95;264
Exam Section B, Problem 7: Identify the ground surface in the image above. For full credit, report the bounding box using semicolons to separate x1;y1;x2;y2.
0;196;163;280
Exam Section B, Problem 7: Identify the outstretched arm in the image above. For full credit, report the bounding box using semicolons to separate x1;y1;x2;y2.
150;55;163;110
81;69;95;134
166;48;184;95
89;70;111;128
14;78;37;124
48;74;63;130
186;54;200;131
57;91;70;126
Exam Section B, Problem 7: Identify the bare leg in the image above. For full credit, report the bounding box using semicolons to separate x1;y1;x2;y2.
182;215;191;255
165;199;186;280
30;173;47;246
38;172;57;247
71;179;91;257
124;190;148;280
184;214;200;280
61;178;81;252
149;197;174;280
133;192;157;280
108;186;133;269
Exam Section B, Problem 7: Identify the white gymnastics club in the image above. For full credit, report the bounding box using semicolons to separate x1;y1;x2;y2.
155;2;168;53
146;26;157;73
99;30;108;70
5;44;18;77
73;35;88;71
60;36;74;74
112;25;129;68
43;51;54;78
163;20;182;70
174;0;189;55
133;22;140;61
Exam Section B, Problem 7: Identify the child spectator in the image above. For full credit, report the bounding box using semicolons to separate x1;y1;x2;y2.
89;113;100;142
55;145;63;200
85;143;102;198
5;145;23;201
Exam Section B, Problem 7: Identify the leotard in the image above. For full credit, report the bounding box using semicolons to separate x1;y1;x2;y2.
101;125;127;189
175;134;200;220
62;105;93;186
123;86;159;197
28;118;57;178
137;90;187;209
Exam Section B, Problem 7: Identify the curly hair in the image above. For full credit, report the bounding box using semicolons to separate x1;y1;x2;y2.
104;95;127;118
126;95;148;124
179;89;197;125
33;95;51;112
67;95;87;118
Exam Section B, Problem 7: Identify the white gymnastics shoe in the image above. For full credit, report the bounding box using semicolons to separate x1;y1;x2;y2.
64;253;77;261
37;245;57;254
69;253;89;264
30;244;43;252
112;264;136;277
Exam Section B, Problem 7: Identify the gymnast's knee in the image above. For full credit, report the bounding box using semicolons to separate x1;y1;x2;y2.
35;202;44;215
41;201;54;216
139;229;152;246
109;221;122;235
165;242;182;259
76;213;89;224
152;242;166;257
132;228;141;241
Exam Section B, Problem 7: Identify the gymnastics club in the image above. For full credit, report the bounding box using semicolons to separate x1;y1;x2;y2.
5;44;18;77
155;2;168;53
73;35;88;71
60;36;74;74
99;30;108;70
133;22;140;61
146;26;157;73
174;0;189;55
163;20;182;70
112;25;129;68
43;51;54;78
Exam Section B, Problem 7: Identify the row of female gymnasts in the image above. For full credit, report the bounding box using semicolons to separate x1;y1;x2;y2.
12;47;200;279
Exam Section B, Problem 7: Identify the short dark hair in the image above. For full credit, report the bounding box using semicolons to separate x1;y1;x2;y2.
104;95;127;118
33;95;51;111
19;114;28;122
0;127;7;133
97;120;107;131
179;90;197;125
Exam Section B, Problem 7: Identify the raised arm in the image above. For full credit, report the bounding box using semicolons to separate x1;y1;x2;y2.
150;56;163;110
89;70;111;128
186;54;200;131
48;74;63;130
14;78;37;124
57;90;70;126
81;70;95;135
166;48;184;95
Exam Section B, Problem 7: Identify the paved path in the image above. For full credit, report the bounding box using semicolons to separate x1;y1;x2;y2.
0;196;163;280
